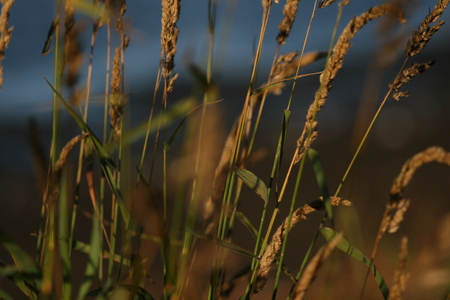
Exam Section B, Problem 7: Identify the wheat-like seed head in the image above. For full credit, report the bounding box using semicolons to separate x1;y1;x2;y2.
291;232;342;299
161;0;180;86
0;0;14;89
277;0;300;45
294;4;405;163
406;0;450;57
390;61;435;101
388;237;409;300
253;196;351;294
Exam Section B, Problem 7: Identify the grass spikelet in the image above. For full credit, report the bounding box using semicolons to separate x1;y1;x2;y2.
388;237;409;300
0;0;14;89
382;146;450;234
110;46;123;140
161;0;180;97
370;147;450;268
406;0;450;57
46;133;88;206
295;4;405;163
277;0;300;46
390;61;435;101
291;232;342;299
253;196;351;294
318;0;335;8
390;146;450;200
382;198;410;234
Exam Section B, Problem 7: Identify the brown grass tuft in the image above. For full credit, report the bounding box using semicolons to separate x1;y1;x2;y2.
253;196;351;294
277;0;300;45
388;237;409;300
0;0;14;89
406;0;450;57
291;232;342;299
294;4;405;163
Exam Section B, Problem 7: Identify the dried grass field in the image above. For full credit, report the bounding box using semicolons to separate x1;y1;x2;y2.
0;0;450;299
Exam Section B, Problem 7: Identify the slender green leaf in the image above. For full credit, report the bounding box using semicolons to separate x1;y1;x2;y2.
308;149;333;225
74;0;110;21
0;229;41;299
76;210;102;300
0;289;13;300
165;115;187;151
320;227;389;299
190;231;257;259
43;77;116;167
42;18;57;55
121;98;196;149
235;211;258;238
44;78;131;222
72;240;130;266
234;167;268;203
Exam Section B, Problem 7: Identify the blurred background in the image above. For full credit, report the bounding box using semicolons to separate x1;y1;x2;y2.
0;0;449;299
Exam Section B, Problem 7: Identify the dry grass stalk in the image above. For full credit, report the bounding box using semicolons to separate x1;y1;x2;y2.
294;4;405;163
291;232;342;299
202;123;237;235
253;196;352;294
161;0;180;97
388;237;409;300
406;0;450;57
390;61;435;101
0;0;14;89
277;0;300;45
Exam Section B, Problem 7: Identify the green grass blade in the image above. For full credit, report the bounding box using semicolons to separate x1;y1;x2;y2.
320;227;389;299
122;98;196;149
233;167;268;203
234;211;258;238
41;18;57;56
308;149;333;225
73;240;130;265
58;176;72;299
0;289;13;300
43;77;116;167
0;229;41;299
76;209;102;300
44;77;132;223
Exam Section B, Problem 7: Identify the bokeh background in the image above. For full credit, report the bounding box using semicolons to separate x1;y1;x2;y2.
1;0;449;299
